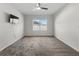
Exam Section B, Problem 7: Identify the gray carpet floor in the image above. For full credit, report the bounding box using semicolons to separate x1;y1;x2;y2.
0;37;79;56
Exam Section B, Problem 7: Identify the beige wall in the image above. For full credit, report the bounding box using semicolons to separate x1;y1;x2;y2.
24;15;54;36
55;4;79;52
0;4;24;51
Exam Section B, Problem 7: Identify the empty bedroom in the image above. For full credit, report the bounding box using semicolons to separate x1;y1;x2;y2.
0;3;79;56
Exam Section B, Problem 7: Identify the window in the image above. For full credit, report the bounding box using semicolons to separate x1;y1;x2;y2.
33;18;47;31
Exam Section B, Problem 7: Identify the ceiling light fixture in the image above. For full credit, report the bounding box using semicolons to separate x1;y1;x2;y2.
34;3;48;11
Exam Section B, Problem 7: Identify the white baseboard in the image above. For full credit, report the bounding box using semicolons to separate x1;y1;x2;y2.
55;35;79;53
0;35;24;52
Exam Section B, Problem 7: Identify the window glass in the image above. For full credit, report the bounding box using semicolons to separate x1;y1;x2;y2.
33;19;47;31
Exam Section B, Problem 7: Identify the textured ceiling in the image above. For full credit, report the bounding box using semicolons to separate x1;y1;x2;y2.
10;3;66;15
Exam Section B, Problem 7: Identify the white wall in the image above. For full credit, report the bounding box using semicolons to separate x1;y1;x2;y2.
0;4;24;51
24;15;54;36
55;4;79;52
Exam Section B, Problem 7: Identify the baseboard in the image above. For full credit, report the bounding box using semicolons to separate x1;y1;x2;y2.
0;36;24;52
24;35;54;37
55;35;79;53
